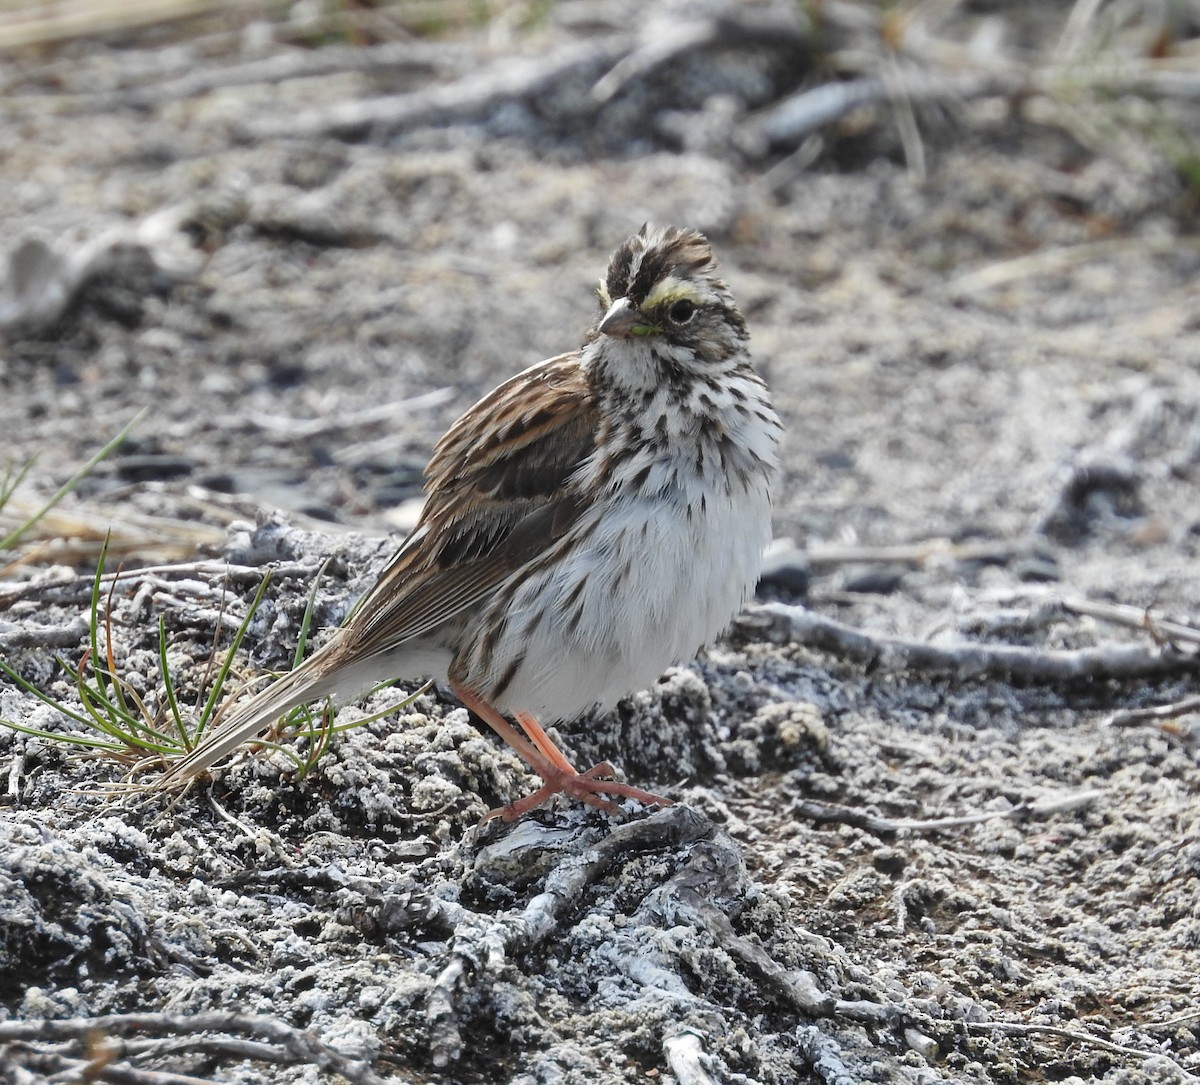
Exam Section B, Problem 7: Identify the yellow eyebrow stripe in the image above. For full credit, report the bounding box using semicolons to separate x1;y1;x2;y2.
642;276;701;311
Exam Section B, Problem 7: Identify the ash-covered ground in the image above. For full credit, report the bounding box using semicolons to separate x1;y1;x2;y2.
2;2;1199;1083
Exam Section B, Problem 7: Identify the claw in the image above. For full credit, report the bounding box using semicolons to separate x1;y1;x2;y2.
484;763;673;822
452;682;672;822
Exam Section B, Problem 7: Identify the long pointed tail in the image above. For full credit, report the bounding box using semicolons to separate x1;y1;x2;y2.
156;656;334;788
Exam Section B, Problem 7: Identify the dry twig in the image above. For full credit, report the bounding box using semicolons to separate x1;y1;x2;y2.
243;38;629;141
0;1045;219;1084
963;1020;1199;1079
591;8;807;103
0;1012;402;1085
662;1030;721;1085
1061;597;1200;649
792;790;1103;837
740;601;1197;682
1107;694;1200;729
99;41;471;110
949;237;1198;295
0;616;89;652
804;537;1034;570
0;0;244;51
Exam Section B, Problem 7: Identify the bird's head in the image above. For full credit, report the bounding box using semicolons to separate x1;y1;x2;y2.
587;225;748;388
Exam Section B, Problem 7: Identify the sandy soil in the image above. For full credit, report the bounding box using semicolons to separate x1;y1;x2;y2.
2;2;1200;1083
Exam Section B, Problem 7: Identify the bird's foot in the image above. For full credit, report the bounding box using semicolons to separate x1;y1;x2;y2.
485;762;673;822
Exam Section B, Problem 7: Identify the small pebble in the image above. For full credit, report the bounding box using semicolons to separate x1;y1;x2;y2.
114;453;194;482
757;543;811;597
1015;555;1061;583
842;566;904;595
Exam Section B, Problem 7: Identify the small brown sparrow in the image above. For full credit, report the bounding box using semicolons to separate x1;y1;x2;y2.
161;225;781;819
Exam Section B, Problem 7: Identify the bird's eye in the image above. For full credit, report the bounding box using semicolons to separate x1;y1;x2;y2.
668;298;696;324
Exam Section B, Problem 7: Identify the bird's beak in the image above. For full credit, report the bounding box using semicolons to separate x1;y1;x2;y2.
598;296;649;339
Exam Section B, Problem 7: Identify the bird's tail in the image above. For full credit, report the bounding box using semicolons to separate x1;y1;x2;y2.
156;652;336;789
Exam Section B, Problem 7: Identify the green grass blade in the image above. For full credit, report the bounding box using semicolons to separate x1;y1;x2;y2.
102;573;134;720
293;560;327;669
0;656;94;728
0;716;129;752
86;537;114;707
0;456;36;513
73;668;137;739
67;674;180;755
296;702;335;779
157;614;190;749
196;571;273;733
0;408;145;552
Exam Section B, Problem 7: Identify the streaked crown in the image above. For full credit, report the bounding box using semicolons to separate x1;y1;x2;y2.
603;225;718;307
593;225;748;364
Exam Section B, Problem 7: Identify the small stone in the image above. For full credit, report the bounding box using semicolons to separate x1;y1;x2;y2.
1015;555;1060;582
842;566;904;595
816;449;855;470
114;453;194;482
757;542;811;597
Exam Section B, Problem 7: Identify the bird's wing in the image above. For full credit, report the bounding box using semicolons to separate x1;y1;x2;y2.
337;352;600;660
156;354;600;787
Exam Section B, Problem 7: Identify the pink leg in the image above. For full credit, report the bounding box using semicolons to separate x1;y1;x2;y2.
513;711;581;776
452;684;673;821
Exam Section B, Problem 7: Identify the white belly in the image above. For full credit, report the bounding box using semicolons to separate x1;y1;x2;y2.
478;476;772;722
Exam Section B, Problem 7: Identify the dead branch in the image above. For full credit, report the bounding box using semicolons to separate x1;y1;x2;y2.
1107;694;1200;729
0;1044;220;1084
963;1020;1199;1077
0;616;88;651
949;237;1196;295
794;1025;864;1085
245;387;455;440
950;586;1200;653
422;806;717;1066
792;790;1102;837
661;830;920;1033
804;537;1035;570
592;21;730;105
0;0;242;52
99;41;471;110
0;1013;401;1085
739;601;1197;682
0;558;327;614
103;559;324;586
0;207;201;336
662;1030;721;1085
1062;597;1200;649
592;8;809;104
756;56;1200;149
242;37;630;142
0;497;227;571
517;804;716;945
1156;1007;1200;1028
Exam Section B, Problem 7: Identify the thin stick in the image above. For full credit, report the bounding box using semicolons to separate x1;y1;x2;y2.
0;1012;397;1085
740;602;1197;682
964;1020;1198;1075
1061;597;1200;648
1107;694;1200;729
793;790;1102;836
803;538;1033;569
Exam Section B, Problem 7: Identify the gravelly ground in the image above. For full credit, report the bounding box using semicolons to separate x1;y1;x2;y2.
2;2;1200;1083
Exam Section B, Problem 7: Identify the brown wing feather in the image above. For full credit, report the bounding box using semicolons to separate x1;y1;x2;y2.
337;353;597;660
